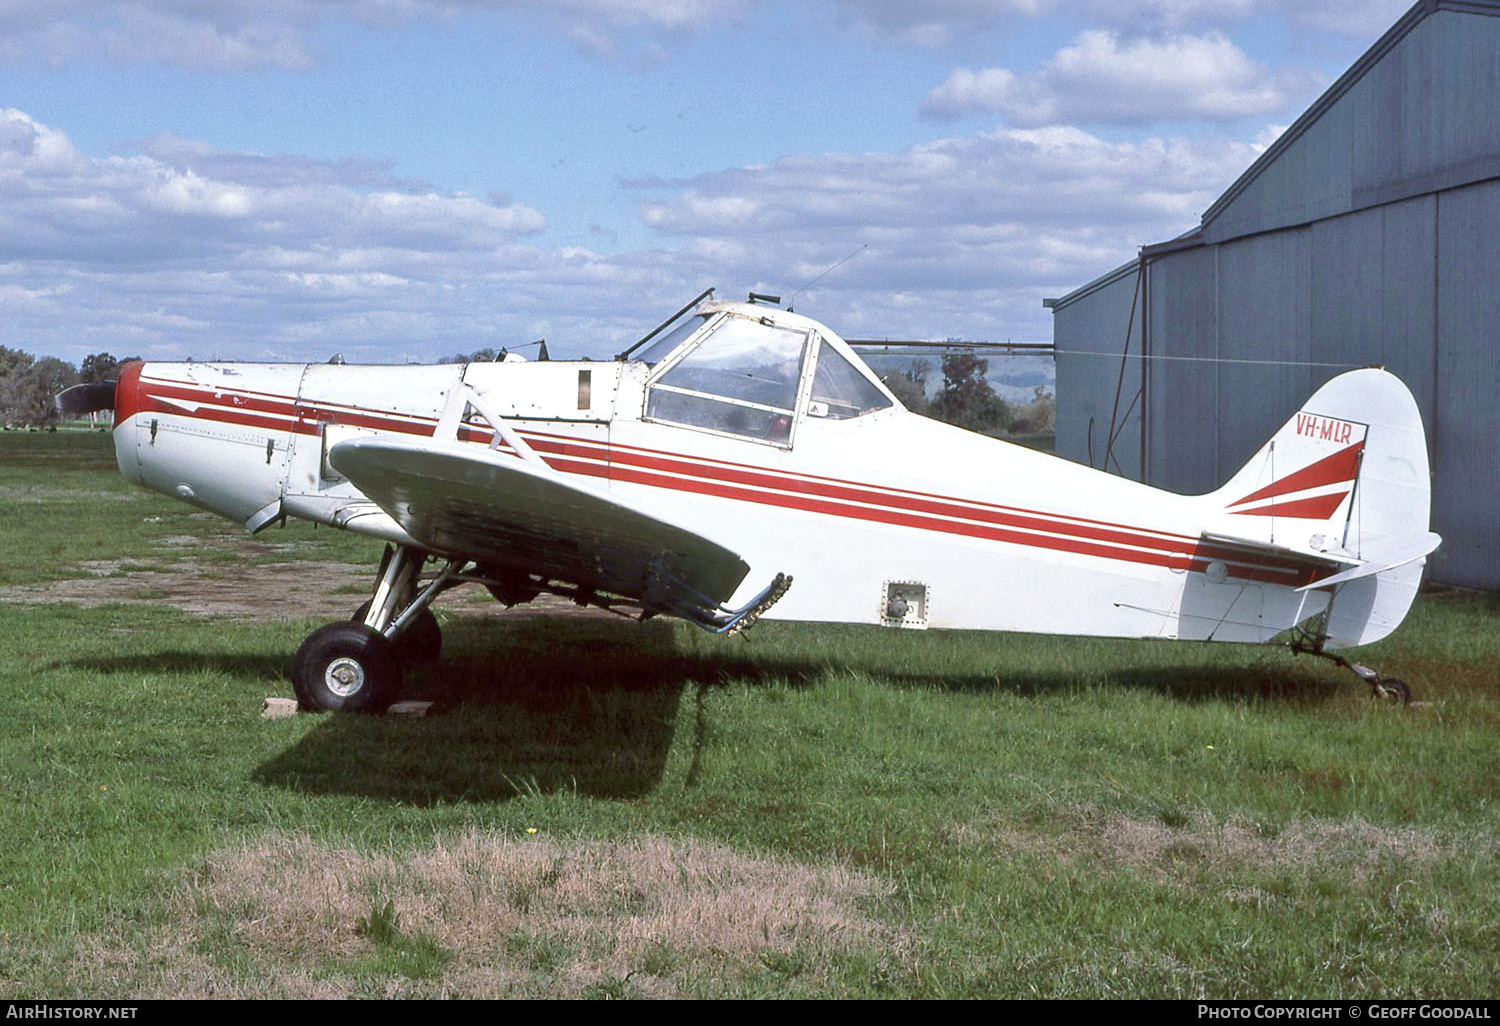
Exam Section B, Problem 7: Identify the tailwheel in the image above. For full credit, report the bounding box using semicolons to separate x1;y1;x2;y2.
292;622;403;713
1289;639;1416;705
1373;676;1411;704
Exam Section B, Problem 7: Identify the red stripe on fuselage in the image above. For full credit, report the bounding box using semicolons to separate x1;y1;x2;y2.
605;462;1313;586
603;446;1210;561
133;375;1320;586
141;401;308;438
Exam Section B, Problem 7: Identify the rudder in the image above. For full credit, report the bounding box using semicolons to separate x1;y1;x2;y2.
1209;368;1436;648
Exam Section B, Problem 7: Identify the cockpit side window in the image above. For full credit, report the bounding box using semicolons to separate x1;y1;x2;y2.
645;316;809;446
807;339;893;420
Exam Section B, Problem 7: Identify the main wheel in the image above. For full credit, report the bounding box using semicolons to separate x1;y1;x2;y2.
292;622;403;713
350;602;442;664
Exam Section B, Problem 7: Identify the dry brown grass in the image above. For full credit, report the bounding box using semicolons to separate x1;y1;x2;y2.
72;831;896;998
1095;815;1441;877
968;808;1444;886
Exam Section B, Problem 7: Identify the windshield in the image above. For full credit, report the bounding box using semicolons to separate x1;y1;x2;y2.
637;313;712;366
645;315;810;446
656;317;807;409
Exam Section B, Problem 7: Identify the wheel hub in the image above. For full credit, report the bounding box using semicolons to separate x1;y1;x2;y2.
324;656;367;698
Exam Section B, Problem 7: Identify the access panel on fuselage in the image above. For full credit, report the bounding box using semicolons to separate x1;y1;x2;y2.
456;361;621;491
284;364;463;498
124;362;307;526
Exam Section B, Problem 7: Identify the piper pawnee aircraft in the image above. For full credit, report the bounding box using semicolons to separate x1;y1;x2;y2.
57;290;1440;711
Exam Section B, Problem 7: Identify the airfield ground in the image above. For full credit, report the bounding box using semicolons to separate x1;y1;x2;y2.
2;428;1497;998
0;547;592;622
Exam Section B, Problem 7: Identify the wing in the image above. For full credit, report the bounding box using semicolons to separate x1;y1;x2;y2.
328;434;788;631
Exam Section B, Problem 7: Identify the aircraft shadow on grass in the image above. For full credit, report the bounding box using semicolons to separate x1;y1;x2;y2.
62;616;1340;807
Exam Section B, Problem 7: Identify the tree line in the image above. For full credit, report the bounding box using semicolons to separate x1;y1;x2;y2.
882;353;1054;437
0;348;133;428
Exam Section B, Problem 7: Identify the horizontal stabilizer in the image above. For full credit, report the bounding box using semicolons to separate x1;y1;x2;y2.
1199;530;1356;568
1296;531;1442;592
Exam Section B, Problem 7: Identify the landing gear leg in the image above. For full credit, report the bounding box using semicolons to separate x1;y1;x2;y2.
1289;640;1412;705
293;545;458;712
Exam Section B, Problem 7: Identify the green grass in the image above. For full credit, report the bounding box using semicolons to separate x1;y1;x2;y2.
0;430;374;586
2;431;1497;998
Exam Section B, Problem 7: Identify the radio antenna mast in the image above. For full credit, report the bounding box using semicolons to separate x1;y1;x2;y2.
787;243;867;310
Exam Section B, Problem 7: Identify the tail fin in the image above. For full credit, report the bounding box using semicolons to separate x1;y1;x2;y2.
1209;368;1437;648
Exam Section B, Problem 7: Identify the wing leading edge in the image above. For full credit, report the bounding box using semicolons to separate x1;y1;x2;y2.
327;434;789;632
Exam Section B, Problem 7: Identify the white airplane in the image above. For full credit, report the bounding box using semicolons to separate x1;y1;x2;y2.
58;291;1440;712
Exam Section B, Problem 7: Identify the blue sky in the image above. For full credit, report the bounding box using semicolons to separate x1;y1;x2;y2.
0;0;1410;364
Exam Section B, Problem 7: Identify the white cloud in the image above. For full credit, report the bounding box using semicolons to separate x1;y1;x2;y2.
0;0;1419;72
1077;0;1257;33
0;108;544;262
136;133;421;190
1285;0;1414;38
537;0;745;33
0;0;748;70
827;0;1405;44
632;124;1261;339
0;108;572;360
1071;0;1410;37
639;124;1254;241
824;0;1044;47
0;2;317;70
0;101;1268;361
924;30;1324;125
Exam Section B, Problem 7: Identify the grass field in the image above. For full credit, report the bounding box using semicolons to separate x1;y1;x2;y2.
1;429;1497;998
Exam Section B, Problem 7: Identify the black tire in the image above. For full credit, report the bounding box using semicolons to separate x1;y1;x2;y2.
292;622;403;713
350;602;442;664
1374;677;1411;704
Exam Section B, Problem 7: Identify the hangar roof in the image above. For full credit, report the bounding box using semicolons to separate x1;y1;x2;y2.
1201;0;1500;233
1049;0;1500;312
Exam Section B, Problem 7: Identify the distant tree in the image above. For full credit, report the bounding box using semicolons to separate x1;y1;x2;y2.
438;348;501;364
882;358;931;413
79;352;124;383
0;346;32;378
1009;385;1056;435
0;347;36;427
928;353;1010;435
2;356;76;428
72;352;135;427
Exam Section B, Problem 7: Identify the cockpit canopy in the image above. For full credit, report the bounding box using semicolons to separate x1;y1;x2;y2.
640;301;894;447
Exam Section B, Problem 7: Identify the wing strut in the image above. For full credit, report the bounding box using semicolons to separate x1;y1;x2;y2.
433;381;547;466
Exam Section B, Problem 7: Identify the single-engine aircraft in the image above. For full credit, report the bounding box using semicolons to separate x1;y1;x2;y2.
58;290;1440;711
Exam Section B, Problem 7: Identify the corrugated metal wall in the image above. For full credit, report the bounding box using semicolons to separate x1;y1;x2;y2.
1434;179;1500;586
1052;2;1500;587
1145;244;1222;493
1051;266;1143;479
